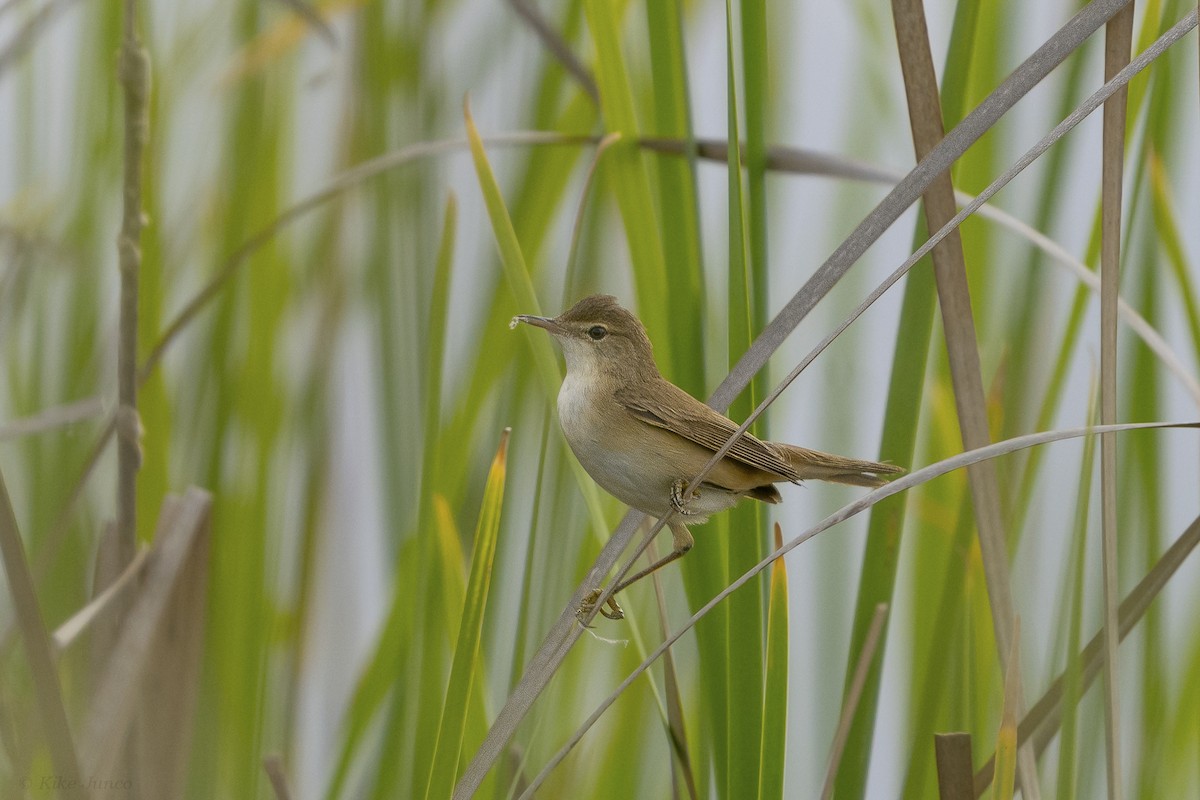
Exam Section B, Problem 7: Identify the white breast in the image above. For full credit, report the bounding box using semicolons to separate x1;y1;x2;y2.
556;368;613;474
555;369;738;522
556;370;594;434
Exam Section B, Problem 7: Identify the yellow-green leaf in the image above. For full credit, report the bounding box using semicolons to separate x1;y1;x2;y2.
424;429;510;800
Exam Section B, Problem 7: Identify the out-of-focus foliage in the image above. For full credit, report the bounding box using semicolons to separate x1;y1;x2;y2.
0;0;1197;797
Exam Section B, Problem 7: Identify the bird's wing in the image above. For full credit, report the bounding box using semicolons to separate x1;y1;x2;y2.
615;379;800;481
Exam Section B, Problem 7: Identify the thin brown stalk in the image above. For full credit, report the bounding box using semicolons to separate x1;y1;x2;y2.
891;0;1039;794
115;0;149;566
821;603;888;800
935;733;974;800
507;0;598;102
52;547;150;655
648;539;698;800
973;515;1200;796
1100;6;1134;799
0;467;83;789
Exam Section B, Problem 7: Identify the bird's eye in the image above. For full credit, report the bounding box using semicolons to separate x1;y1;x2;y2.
587;325;608;341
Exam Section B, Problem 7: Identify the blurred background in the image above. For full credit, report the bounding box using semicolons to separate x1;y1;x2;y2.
1;0;1198;797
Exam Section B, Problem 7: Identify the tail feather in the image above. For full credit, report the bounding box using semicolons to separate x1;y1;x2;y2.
776;444;905;488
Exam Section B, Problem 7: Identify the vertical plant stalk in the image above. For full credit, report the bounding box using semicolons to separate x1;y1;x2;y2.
1100;6;1133;800
1056;388;1099;799
934;733;974;800
821;603;888;800
116;0;150;562
890;1;1039;794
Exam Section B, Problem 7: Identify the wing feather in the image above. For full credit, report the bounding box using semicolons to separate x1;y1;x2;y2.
615;380;800;481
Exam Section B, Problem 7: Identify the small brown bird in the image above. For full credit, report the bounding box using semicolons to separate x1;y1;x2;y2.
513;294;903;619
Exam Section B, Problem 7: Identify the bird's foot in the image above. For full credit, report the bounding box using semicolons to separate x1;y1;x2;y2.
670;479;700;515
578;588;624;622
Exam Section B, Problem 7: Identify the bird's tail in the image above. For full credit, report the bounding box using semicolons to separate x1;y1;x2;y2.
776;444;906;488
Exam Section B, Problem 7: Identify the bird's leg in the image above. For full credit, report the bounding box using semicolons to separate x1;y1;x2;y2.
670;479;700;515
576;521;695;622
611;522;694;597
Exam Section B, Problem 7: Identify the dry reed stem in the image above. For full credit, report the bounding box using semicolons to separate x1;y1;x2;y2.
1099;6;1134;799
507;0;598;102
821;603;888;800
52;547;150;655
891;0;1039;794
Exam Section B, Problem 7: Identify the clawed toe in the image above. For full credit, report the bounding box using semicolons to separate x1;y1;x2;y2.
578;588;624;622
670;479;700;515
600;596;624;620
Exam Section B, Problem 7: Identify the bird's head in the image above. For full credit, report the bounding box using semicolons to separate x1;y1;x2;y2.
512;294;658;380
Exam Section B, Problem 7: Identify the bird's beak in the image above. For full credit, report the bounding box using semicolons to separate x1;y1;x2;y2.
510;314;567;336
